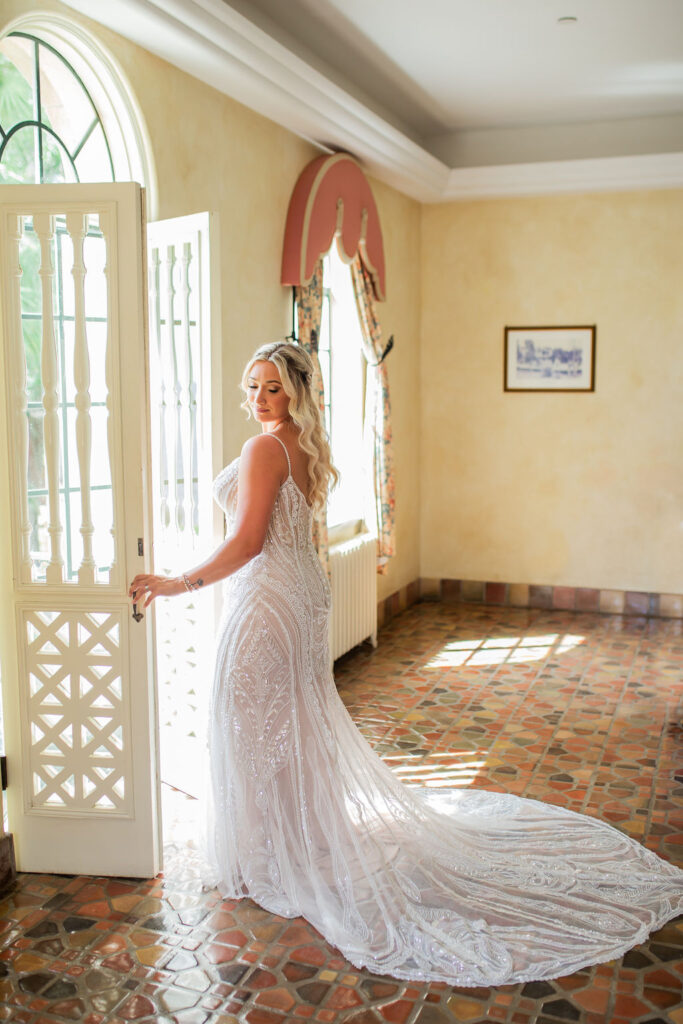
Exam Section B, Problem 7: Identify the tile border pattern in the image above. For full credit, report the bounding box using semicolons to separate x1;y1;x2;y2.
378;578;683;626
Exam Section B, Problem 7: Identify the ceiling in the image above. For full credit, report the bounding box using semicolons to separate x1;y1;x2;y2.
228;0;683;166
57;0;683;200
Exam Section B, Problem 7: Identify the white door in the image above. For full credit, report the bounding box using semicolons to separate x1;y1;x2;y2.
146;212;223;799
0;183;160;876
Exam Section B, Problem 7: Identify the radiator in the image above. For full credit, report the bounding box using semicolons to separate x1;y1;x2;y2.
329;533;378;661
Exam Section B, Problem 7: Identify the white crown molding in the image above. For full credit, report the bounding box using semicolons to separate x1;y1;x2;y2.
57;0;448;202
443;152;683;201
58;0;683;203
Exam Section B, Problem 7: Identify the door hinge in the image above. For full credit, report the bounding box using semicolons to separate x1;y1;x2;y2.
138;538;144;556
1;756;6;791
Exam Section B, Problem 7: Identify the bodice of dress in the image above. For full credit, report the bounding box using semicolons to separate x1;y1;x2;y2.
214;442;312;540
211;446;329;610
211;456;239;516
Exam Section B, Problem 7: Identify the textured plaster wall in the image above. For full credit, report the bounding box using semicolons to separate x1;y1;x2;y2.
1;0;422;601
420;190;683;594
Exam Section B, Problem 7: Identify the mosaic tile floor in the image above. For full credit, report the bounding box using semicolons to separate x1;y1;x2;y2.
2;602;682;1024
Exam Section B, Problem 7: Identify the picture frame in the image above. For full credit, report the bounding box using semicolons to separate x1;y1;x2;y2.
504;325;596;392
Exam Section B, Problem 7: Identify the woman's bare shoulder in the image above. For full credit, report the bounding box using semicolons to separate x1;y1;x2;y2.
240;433;288;475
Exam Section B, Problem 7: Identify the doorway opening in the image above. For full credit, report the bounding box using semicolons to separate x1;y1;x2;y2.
146;213;223;862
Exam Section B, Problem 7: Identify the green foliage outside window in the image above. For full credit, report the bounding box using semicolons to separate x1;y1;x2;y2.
0;50;65;185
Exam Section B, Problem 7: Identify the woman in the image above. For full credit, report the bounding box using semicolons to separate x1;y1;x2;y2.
130;341;682;986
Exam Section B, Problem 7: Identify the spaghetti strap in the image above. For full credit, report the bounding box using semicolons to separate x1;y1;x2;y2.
265;432;291;477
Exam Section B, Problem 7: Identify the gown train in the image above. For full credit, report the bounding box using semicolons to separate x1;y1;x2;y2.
203;436;683;985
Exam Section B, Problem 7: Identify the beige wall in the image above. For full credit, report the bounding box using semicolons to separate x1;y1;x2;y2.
1;0;422;600
420;190;683;594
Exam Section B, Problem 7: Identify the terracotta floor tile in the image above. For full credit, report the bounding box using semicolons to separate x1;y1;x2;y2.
324;984;363;1008
254;985;296;1011
645;966;681;988
573;986;610;1012
612;993;657;1017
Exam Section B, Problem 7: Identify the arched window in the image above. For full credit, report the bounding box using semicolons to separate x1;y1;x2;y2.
0;14;156;212
0;31;114;185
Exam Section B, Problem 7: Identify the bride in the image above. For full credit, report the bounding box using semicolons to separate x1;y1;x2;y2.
130;340;683;986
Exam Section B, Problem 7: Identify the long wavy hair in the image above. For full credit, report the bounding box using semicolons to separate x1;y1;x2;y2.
240;341;339;510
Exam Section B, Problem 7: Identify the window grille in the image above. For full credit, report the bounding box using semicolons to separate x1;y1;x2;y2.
0;32;115;185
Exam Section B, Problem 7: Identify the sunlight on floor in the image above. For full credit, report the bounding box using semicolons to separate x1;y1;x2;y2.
391;750;489;788
424;632;585;668
392;632;590;790
161;631;589;843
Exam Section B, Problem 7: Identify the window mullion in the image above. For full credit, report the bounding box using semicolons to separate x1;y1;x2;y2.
32;39;43;183
72;117;98;161
1;31;118;186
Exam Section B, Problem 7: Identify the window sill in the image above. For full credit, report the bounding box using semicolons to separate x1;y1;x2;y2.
328;518;366;547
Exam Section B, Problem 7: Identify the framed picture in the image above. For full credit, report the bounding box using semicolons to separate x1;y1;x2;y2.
504;325;596;392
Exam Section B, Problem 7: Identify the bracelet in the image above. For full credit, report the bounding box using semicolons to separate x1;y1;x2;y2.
182;573;204;591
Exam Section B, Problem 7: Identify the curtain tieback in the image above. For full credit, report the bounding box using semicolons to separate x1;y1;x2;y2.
368;334;394;366
288;327;319;346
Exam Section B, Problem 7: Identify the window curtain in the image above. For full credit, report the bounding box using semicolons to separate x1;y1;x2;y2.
294;258;329;575
350;254;395;574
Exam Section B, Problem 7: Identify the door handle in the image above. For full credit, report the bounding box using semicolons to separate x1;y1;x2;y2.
132;602;144;622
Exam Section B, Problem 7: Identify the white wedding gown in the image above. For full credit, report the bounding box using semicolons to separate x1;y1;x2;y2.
204;435;683;986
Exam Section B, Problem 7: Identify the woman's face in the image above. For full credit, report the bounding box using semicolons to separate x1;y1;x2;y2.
246;360;291;424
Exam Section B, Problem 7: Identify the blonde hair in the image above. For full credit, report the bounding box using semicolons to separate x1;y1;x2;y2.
240;341;339;511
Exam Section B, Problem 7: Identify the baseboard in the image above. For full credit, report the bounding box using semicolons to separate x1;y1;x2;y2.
0;833;16;895
377;579;421;628
418;579;683;618
376;577;683;627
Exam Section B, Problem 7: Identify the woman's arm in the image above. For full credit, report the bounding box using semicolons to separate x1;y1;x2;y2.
129;434;286;608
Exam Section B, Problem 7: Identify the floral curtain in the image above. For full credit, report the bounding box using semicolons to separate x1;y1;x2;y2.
294;258;329;575
350;254;395;574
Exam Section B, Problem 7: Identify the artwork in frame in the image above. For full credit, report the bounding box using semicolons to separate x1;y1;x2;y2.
504;325;596;392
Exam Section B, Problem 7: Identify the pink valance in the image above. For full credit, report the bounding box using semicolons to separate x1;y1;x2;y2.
281;153;386;302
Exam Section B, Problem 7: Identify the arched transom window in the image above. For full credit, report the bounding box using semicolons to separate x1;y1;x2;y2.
0;31;115;185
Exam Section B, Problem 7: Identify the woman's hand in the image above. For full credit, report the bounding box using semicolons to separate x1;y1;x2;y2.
128;573;183;608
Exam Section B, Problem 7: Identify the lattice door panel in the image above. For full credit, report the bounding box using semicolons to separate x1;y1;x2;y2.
23;608;131;815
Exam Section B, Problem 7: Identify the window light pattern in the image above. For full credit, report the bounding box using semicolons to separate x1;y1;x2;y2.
426;633;585;668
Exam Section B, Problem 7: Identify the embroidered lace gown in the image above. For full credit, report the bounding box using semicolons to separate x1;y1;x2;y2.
205;435;683;986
